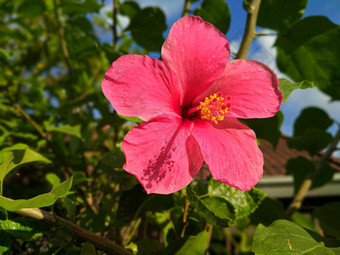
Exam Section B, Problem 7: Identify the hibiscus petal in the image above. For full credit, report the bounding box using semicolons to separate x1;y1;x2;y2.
102;54;182;121
161;16;230;107
122;118;204;194
194;60;282;119
192;118;263;191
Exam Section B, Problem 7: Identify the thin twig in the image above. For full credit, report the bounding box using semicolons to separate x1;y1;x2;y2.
286;126;340;218
181;0;191;17
205;224;213;252
180;195;190;237
13;103;97;215
1;200;131;255
235;0;262;59
112;0;119;50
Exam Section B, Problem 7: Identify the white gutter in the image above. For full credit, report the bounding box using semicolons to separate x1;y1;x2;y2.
256;173;340;198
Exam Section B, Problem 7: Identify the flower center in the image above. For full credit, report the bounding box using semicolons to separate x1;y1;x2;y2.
187;92;231;124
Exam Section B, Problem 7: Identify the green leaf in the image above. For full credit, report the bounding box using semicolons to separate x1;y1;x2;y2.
293;107;333;136
187;184;234;227
252;219;335;254
117;113;142;124
46;173;61;186
44;122;82;139
287;128;333;156
80;242;96;255
257;0;307;33
313;202;340;238
241;111;283;149
0;145;51;184
279;78;314;103
249;197;287;226
208;179;267;219
127;7;167;52
291;211;319;234
0;177;73;211
17;0;45;18
119;1;140;19
0;218;45;241
194;0;230;34
59;0;102;15
136;239;165;255
286;157;335;193
0;232;11;254
276;16;340;100
0;49;10;61
164;231;209;255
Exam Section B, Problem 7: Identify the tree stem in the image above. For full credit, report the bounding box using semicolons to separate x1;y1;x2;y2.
112;0;119;50
182;0;191;17
2;200;131;255
235;0;262;59
286;126;340;218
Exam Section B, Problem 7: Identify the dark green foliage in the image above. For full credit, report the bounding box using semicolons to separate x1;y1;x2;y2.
257;0;308;33
276;16;340;100
194;0;231;34
127;7;167;52
0;0;339;254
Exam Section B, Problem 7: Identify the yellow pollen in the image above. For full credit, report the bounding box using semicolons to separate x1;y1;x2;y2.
197;92;230;124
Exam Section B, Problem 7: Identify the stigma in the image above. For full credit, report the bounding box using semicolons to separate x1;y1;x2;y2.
187;92;231;124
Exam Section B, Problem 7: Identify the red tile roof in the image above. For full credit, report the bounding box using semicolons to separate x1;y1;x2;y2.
260;135;340;176
196;135;340;179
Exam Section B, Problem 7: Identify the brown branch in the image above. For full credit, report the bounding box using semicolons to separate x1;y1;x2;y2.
181;0;191;17
3;202;131;255
235;0;262;59
286;126;340;218
112;0;119;50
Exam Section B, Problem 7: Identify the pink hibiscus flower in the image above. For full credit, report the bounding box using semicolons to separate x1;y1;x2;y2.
102;16;282;194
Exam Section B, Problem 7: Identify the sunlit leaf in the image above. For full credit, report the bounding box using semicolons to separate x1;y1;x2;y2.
0;144;51;184
252;219;335;254
187;184;234;227
44;122;82;139
0;177;73;211
163;231;209;255
0;218;45;241
279;78;314;103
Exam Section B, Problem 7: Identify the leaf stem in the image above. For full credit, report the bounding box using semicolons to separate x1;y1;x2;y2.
182;0;191;17
180;195;190;237
2;199;132;255
235;0;262;59
286;126;340;218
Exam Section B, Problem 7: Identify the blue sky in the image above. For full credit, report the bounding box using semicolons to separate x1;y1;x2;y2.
100;0;340;154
